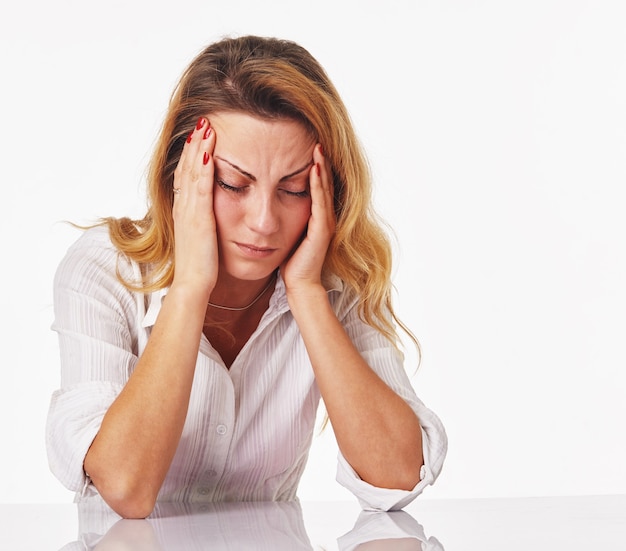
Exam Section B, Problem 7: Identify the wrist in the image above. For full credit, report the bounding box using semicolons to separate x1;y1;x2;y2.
286;283;329;313
167;281;214;311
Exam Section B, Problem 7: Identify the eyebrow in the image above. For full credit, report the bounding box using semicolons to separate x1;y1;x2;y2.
214;156;313;182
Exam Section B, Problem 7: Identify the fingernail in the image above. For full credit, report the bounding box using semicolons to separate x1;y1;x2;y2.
196;117;206;130
203;126;212;140
186;130;194;144
203;152;210;165
316;163;321;177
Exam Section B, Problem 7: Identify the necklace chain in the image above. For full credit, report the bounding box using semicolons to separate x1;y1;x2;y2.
207;274;276;312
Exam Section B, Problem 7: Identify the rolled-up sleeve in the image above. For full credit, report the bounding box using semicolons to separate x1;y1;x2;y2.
45;227;141;493
333;293;448;511
46;381;124;491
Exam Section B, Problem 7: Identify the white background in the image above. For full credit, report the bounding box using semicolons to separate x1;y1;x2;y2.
1;0;625;504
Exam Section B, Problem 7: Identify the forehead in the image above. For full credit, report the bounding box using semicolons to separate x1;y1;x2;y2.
210;112;315;178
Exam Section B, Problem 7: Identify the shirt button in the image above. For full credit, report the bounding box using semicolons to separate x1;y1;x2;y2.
216;424;227;435
197;487;210;495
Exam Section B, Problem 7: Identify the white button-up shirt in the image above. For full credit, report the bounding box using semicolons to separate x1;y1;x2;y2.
46;227;447;511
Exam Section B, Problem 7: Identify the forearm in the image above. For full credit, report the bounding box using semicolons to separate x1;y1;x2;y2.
288;287;423;491
84;285;208;517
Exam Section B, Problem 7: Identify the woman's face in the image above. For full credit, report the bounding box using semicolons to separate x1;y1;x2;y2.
210;112;316;282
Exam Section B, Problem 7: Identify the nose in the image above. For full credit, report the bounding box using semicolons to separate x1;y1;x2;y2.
245;191;280;235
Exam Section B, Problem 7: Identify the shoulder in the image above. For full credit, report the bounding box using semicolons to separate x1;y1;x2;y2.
54;225;138;301
65;224;116;253
58;225;115;261
58;225;133;272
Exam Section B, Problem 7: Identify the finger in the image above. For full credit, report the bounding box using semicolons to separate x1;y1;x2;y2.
310;144;336;227
173;117;215;195
195;121;216;197
313;144;331;190
176;117;207;176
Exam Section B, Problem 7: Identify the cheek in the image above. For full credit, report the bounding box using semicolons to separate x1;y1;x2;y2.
212;191;240;233
283;201;312;242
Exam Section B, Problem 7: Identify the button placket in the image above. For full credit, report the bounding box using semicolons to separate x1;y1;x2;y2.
190;361;235;500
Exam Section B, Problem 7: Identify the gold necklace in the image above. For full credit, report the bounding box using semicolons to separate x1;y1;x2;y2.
207;274;276;312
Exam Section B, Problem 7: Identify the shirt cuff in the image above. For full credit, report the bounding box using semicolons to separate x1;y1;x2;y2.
335;428;437;511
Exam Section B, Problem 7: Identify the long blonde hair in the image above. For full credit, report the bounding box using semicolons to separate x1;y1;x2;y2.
103;35;418;352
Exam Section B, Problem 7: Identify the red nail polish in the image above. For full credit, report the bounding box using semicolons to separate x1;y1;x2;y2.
186;130;194;144
196;117;206;130
203;152;210;165
203;126;212;139
316;163;321;177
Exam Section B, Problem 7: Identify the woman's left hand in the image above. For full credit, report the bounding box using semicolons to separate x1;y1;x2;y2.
282;144;336;294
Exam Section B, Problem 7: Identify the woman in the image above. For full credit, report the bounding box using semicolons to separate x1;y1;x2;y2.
46;35;447;518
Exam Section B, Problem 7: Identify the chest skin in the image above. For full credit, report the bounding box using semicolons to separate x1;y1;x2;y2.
202;295;272;369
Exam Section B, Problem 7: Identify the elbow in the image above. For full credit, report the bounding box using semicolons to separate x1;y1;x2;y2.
364;447;424;491
393;463;423;491
377;436;424;491
85;457;158;518
107;494;156;519
89;472;157;519
358;458;423;492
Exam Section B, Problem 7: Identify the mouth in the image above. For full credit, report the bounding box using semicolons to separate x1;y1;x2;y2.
235;242;278;258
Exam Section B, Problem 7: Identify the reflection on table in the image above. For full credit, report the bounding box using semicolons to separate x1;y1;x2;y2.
59;499;443;551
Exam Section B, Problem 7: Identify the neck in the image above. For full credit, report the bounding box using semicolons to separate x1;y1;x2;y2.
208;272;277;312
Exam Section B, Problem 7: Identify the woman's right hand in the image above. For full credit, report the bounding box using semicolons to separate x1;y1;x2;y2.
171;117;218;298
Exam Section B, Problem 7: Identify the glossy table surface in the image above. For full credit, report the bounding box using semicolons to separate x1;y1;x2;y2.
1;495;625;550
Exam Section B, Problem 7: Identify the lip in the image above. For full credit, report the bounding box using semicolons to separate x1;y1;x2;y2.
235;242;278;258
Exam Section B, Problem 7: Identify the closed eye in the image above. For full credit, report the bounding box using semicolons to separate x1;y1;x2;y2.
217;179;246;194
281;188;310;198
